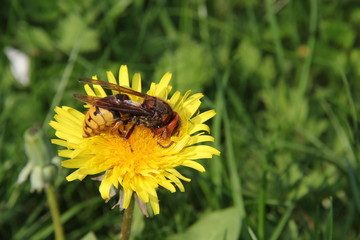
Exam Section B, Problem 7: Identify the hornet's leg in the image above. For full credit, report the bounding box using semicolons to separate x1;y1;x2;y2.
157;140;174;148
110;121;125;137
124;123;136;139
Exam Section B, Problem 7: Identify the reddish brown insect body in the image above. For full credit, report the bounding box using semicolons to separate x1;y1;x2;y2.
74;78;181;146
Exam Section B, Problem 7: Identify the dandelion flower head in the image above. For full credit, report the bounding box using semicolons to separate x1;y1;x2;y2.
50;65;220;214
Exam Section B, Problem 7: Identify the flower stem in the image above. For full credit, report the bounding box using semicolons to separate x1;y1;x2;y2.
120;196;135;240
46;184;65;240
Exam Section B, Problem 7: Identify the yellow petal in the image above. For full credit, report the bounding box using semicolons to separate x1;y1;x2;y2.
166;168;191;182
132;73;142;92
189;123;210;134
94;85;107;97
99;171;113;199
180;145;221;159
53;112;82;129
168;134;190;154
149;191;160;215
164;172;185;192
187;134;214;146
106;71;119;94
137;189;149;203
61;158;90;168
122;188;133;209
58;148;83;158
182;160;206;172
179;90;192;104
55;130;82;144
154;72;172;99
185;93;204;103
54;107;84;125
51;121;82;138
191;110;216;124
51;139;78;149
84;84;96;96
66;169;86;181
119;65;130;87
158;176;176;192
169;91;181;106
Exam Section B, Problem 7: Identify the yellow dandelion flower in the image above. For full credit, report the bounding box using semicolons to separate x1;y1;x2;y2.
49;65;220;215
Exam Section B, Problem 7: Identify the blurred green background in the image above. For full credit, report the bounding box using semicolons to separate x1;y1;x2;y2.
1;0;360;239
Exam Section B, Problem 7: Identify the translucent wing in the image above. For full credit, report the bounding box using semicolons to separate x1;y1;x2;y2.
73;94;152;116
78;78;148;98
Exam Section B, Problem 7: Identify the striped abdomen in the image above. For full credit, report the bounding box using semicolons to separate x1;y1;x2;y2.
83;106;120;137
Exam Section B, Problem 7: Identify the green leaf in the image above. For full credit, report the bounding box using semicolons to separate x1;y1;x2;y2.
153;39;215;93
57;14;99;53
235;40;261;78
16;24;54;52
350;49;360;77
320;20;355;49
167;207;242;240
80;232;98;240
350;8;360;25
258;56;276;83
105;0;133;22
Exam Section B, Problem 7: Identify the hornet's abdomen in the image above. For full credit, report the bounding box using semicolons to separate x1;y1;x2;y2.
83;106;119;137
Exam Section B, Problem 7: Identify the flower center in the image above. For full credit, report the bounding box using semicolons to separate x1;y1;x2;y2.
83;125;171;174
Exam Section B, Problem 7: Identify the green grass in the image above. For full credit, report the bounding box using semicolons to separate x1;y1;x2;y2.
1;0;360;239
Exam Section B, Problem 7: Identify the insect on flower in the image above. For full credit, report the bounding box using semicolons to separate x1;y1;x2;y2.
74;78;181;147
